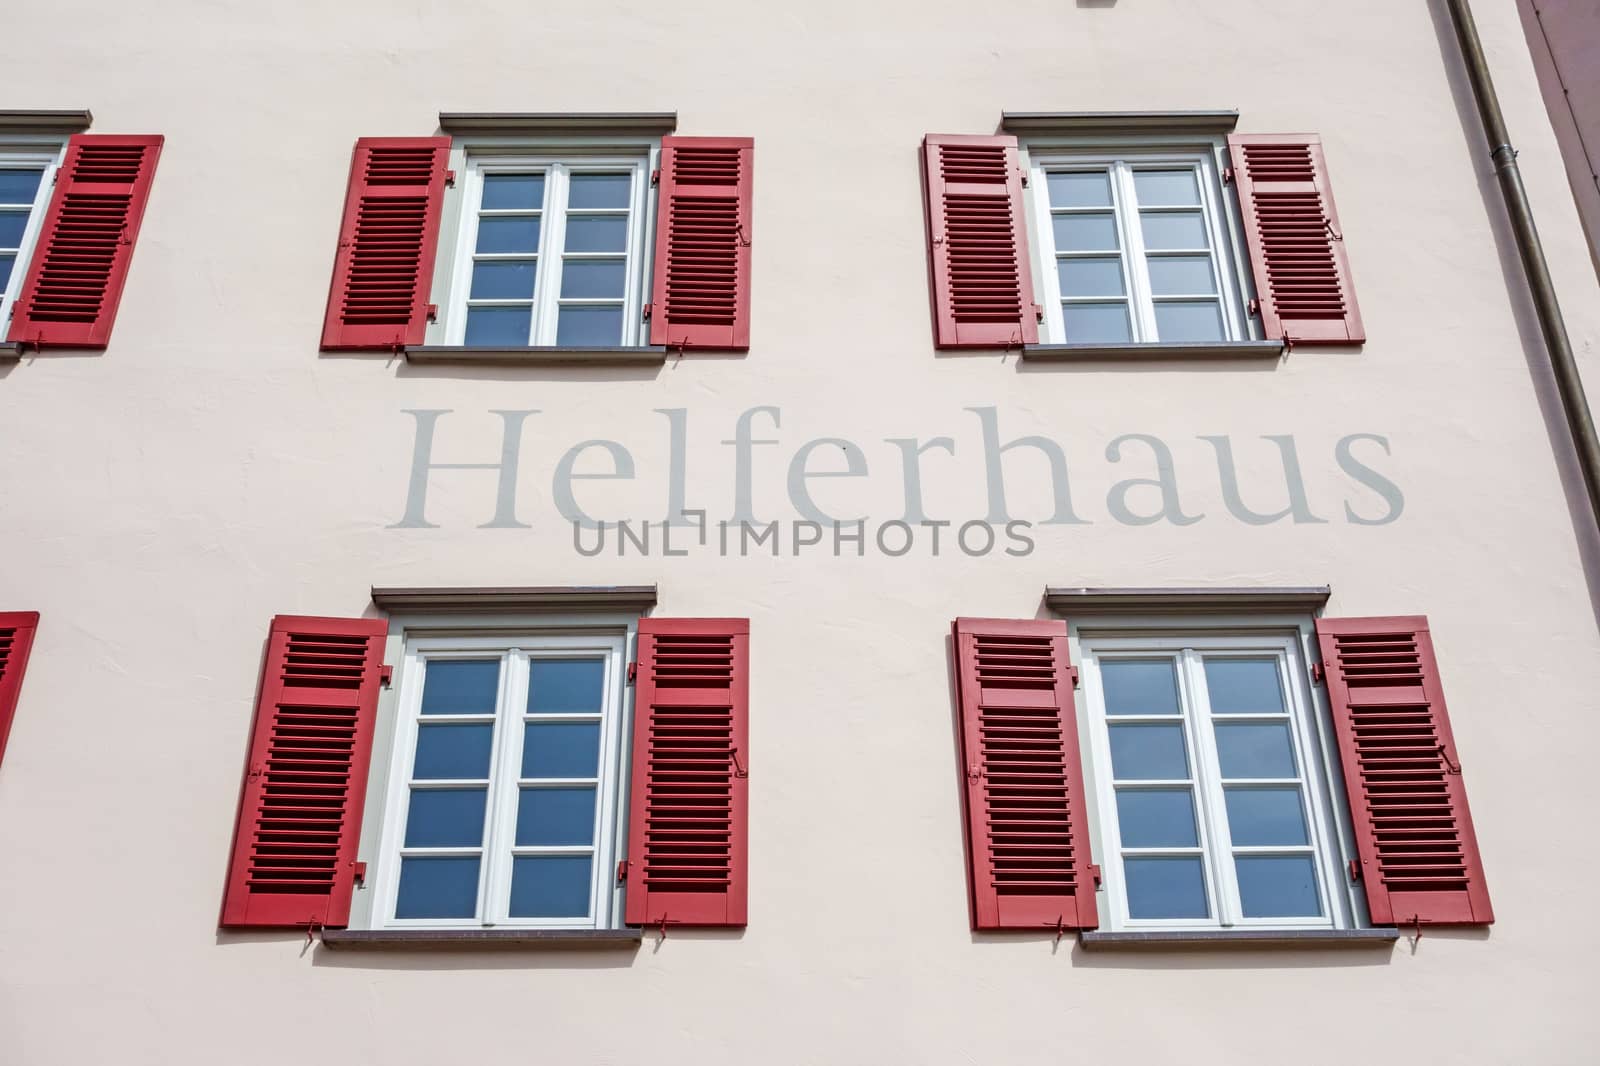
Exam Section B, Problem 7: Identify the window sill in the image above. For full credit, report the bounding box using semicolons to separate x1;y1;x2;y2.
1078;928;1399;950
1021;341;1285;362
404;345;668;366
320;928;643;950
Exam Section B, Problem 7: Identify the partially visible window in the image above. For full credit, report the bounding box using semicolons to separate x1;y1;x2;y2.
0;146;61;330
443;152;652;347
1025;149;1249;345
1079;632;1350;931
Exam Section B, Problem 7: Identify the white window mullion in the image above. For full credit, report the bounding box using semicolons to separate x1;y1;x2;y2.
1114;162;1159;343
533;166;569;346
1185;648;1243;926
476;649;523;925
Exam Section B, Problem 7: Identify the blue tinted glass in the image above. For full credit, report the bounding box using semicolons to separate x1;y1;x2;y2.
563;215;627;253
1124;857;1209;919
1204;658;1285;714
481;173;544;211
1154;302;1225;342
420;660;500;715
464;306;533;346
1058;257;1124;298
568;173;631;209
476;216;541;253
413;723;494;780
0;211;28;248
515;786;596;846
1140;210;1208;250
1214;723;1296;779
1062;302;1132;343
1224;787;1308;846
555;306;623;346
509;855;593;918
469;260;536;300
1054;212;1118;251
0;169;43;205
403;788;487;847
522;722;601;778
1133;169;1201;207
395;856;480;919
527;659;605;713
559;259;626;299
1108;724;1189;780
1047;170;1111;208
1236;856;1322;917
0;255;12;294
1101;659;1180;715
1116;788;1199;848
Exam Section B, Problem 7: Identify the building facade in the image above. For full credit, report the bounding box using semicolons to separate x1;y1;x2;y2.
2;1;1598;1062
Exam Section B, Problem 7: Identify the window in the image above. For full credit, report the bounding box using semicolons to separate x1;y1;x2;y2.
1024;148;1251;345
1078;632;1352;930
440;151;653;348
0;144;62;331
370;632;629;928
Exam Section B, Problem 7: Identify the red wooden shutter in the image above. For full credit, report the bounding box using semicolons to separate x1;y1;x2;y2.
648;137;753;351
0;612;40;769
624;617;749;927
1228;134;1364;345
1315;616;1492;925
922;134;1037;350
220;615;388;928
952;618;1097;931
319;137;451;351
6;135;162;349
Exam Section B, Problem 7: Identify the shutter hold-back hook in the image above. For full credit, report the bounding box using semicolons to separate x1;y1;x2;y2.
729;746;748;778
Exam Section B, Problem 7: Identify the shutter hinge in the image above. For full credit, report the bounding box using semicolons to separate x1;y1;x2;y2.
616;859;628;884
1067;664;1080;687
379;664;394;687
1020;170;1029;187
426;303;438;322
650;168;661;186
642;303;653;320
1032;302;1043;323
445;169;456;187
1087;863;1102;887
1349;859;1363;883
627;661;638;685
1247;298;1260;318
353;860;368;884
1223;166;1234;185
1310;661;1325;683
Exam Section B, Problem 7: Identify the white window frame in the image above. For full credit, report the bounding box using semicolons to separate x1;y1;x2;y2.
1022;138;1258;345
366;629;631;930
1075;626;1360;933
427;138;659;348
0;139;67;333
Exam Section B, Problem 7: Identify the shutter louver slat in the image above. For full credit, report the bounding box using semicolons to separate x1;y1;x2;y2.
220;615;387;928
0;612;41;769
922;135;1037;349
6;135;162;349
648;137;753;351
1315;616;1493;926
953;618;1097;931
318;137;450;351
624;618;749;927
1228;134;1364;345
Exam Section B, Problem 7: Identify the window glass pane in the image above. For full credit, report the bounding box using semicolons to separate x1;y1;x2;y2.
1101;659;1180;716
1224;787;1309;846
413;723;495;780
1108;724;1189;780
559;259;626;299
1235;856;1322;917
568;173;631;210
481;173;544;211
395;856;480;919
1058;257;1124;298
1214;722;1297;779
515;786;597;846
421;660;501;714
1153;301;1225;342
469;260;536;300
475;216;541;254
527;659;606;713
509;856;593;918
1047;170;1111;208
0;211;27;248
1204;658;1285;714
1133;169;1201;206
403;788;487;847
464;306;533;346
1062;302;1132;343
522;722;601;778
1054;212;1119;252
563;215;628;253
1146;255;1216;296
0;254;13;295
1124;857;1209;919
556;305;624;346
0;168;43;205
1140;210;1208;250
1115;788;1199;848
